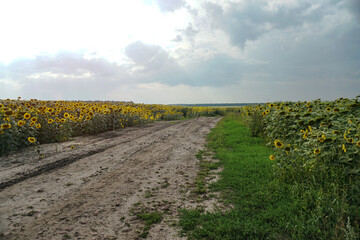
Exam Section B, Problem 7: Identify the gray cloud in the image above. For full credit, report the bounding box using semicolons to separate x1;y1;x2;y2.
182;54;243;87
172;35;183;42
6;51;125;78
332;0;360;20
124;41;178;74
0;51;131;100
124;41;245;87
173;23;198;42
155;0;186;12
204;1;336;48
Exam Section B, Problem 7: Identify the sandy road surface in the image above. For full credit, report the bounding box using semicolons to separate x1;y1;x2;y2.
0;117;221;240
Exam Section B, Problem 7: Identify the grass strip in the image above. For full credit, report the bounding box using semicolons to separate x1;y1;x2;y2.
179;113;339;239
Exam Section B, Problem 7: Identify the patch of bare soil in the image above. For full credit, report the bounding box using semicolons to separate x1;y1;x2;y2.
0;117;221;240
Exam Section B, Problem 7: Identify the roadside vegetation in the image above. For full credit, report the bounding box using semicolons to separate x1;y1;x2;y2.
179;96;359;240
0;98;223;156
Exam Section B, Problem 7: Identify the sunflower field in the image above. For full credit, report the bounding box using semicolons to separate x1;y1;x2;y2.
0;98;221;156
240;96;360;237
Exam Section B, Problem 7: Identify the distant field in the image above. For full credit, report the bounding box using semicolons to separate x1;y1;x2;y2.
172;103;262;107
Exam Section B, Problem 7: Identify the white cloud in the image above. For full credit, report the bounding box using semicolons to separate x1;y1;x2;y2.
155;0;187;12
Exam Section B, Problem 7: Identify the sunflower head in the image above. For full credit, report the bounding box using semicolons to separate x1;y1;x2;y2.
314;148;321;154
17;120;26;127
274;140;284;148
356;141;360;148
1;123;11;129
23;113;31;119
28;137;36;143
4;110;14;116
36;123;41;129
269;155;275;160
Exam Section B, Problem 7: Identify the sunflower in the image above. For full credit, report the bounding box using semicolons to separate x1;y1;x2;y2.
28;137;36;143
36;123;41;129
48;119;54;124
17;120;26;127
64;112;70;118
23;113;31;119
4;110;14;116
269;155;275;160
70;145;75;149
274;139;284;148
356;141;360;147
332;130;339;135
1;123;11;129
326;107;331;111
31;117;37;122
347;138;354;144
29;121;36;127
314;148;321;154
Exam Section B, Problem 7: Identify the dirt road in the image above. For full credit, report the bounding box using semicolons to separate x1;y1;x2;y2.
0;117;221;240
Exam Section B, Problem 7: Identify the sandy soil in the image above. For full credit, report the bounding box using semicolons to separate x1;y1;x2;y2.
0;117;221;240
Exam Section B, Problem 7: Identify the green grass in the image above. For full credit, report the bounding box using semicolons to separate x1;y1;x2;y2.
179;113;356;240
137;211;163;238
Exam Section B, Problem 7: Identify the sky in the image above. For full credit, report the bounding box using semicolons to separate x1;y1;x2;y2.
0;0;359;104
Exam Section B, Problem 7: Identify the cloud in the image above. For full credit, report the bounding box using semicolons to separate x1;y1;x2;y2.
173;23;199;42
180;54;244;87
339;0;360;20
1;41;245;102
124;41;175;73
0;51;131;100
155;0;186;13
204;1;336;48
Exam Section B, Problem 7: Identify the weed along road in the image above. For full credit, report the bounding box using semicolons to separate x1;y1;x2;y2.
0;117;221;240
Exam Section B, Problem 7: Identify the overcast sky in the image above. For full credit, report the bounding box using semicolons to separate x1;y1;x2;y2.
0;0;359;104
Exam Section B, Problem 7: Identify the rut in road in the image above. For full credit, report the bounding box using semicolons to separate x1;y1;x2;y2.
0;117;221;240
